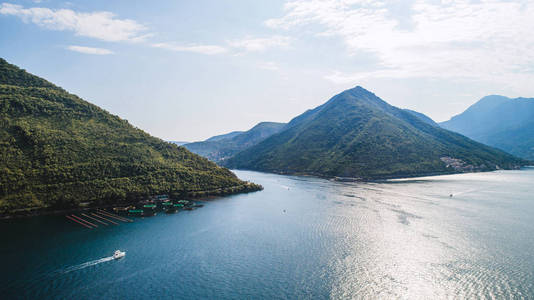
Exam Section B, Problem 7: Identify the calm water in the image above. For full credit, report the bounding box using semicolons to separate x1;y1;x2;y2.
1;168;534;299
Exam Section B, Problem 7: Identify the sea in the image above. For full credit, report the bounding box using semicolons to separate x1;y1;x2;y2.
1;168;533;299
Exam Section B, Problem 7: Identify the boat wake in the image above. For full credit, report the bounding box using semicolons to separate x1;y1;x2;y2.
61;256;115;273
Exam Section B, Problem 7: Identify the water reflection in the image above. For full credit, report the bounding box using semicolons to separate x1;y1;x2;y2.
1;169;533;299
321;170;534;299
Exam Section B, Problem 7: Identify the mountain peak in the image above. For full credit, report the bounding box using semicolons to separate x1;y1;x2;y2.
225;86;525;178
440;93;534;160
337;86;383;103
326;85;391;112
344;85;375;96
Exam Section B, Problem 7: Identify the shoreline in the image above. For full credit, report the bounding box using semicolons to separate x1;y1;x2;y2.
232;164;530;183
0;183;263;220
4;166;531;220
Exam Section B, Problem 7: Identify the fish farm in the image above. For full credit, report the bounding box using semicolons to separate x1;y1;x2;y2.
65;195;204;229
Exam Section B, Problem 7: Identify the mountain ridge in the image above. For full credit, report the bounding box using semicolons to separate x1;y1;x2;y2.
223;86;527;179
440;95;534;160
184;121;286;162
0;58;261;215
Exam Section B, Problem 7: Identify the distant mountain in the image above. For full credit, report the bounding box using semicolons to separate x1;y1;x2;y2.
206;131;243;142
440;95;534;160
169;141;189;146
184;122;286;162
0;58;260;215
223;86;526;179
403;109;438;126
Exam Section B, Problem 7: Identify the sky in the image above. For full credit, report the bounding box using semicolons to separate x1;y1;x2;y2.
1;0;533;141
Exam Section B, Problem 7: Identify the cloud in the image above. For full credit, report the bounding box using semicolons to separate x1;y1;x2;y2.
258;61;280;71
151;43;228;55
228;35;291;52
0;3;150;42
152;35;291;56
0;2;293;58
67;45;113;55
267;0;534;85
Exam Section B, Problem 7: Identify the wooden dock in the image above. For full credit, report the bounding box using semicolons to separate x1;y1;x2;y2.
91;213;118;225
81;213;108;225
72;214;98;227
66;209;134;228
66;215;93;229
97;209;133;222
65;198;201;228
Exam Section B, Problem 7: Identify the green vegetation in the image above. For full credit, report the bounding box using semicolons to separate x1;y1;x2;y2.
0;58;261;215
184;121;286;162
224;86;528;179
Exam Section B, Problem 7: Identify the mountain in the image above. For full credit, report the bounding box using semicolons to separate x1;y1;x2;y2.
223;86;527;179
206;131;243;142
440;95;534;160
403;109;438;126
184;122;286;162
0;58;260;215
169;141;189;146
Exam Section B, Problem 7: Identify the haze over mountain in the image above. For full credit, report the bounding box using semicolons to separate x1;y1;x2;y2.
0;58;260;215
223;87;526;179
169;141;190;146
184;122;285;162
206;131;244;142
440;95;534;160
403;109;439;127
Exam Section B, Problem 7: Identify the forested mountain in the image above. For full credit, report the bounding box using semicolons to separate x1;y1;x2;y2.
440;95;534;160
184;122;285;162
0;58;260;215
223;86;527;179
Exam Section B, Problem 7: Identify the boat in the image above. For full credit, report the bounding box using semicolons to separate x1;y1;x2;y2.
113;250;126;259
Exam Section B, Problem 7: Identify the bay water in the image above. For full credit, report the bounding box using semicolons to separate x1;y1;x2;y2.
1;168;533;299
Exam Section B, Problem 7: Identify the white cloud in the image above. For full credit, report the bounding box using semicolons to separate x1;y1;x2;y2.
67;45;113;55
151;35;291;56
228;35;291;52
0;3;149;42
151;43;228;55
258;61;280;71
267;0;534;86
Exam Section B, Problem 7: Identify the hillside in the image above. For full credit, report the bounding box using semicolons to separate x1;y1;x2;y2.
403;109;438;126
206;131;244;142
440;95;534;160
0;58;260;215
184;122;285;162
224;86;527;179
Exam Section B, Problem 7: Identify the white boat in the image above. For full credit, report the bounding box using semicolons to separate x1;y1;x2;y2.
113;250;126;259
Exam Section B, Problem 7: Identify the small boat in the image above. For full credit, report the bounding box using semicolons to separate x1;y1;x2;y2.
113;250;126;259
